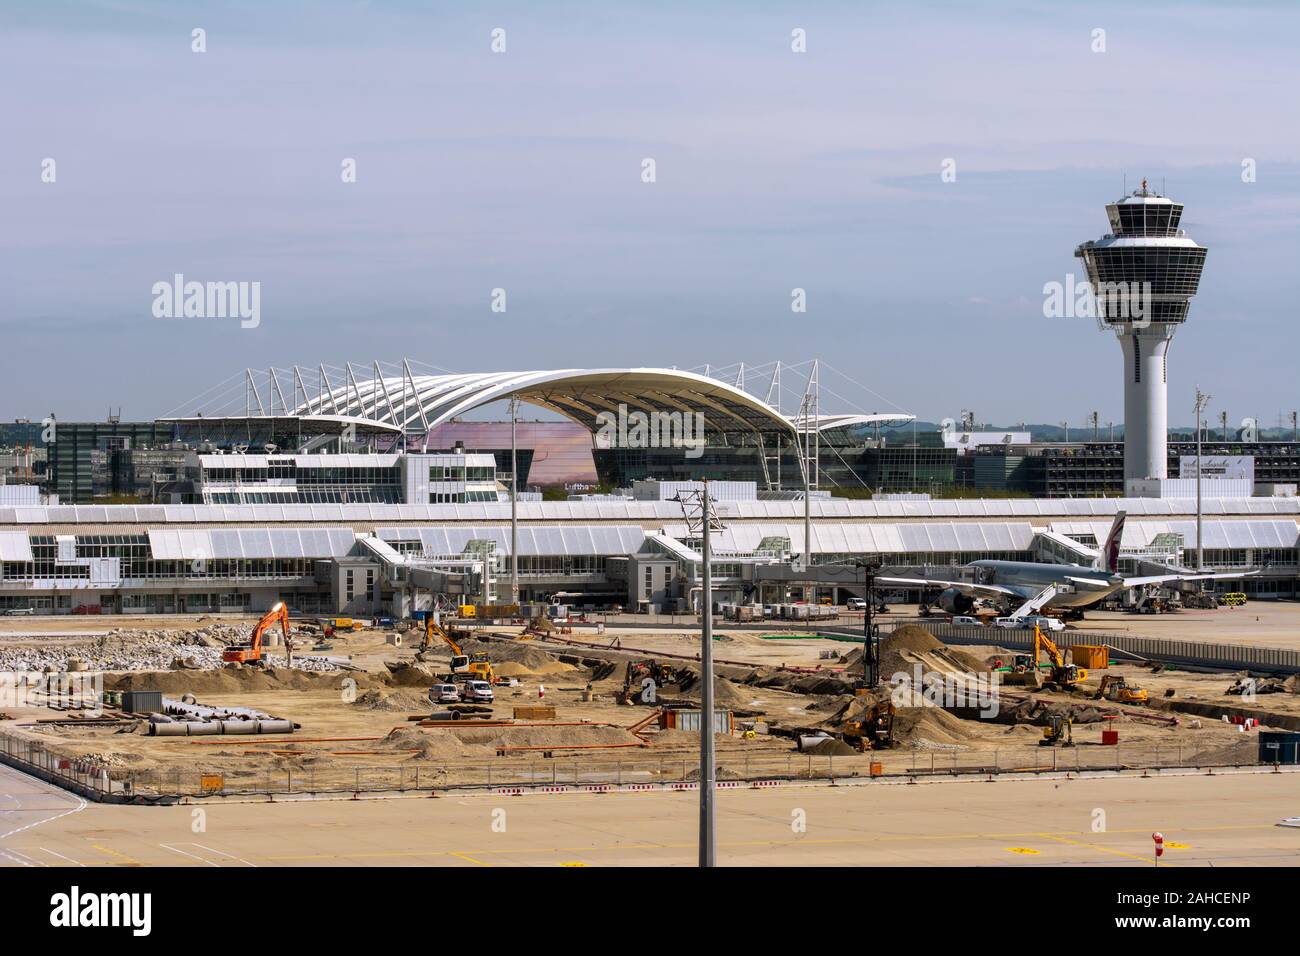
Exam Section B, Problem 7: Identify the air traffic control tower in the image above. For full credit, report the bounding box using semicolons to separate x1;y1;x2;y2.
1075;182;1207;483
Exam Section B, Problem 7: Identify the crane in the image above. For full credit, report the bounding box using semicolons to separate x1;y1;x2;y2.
223;602;292;666
420;612;494;683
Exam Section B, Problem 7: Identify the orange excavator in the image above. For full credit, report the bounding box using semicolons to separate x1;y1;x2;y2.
223;602;292;666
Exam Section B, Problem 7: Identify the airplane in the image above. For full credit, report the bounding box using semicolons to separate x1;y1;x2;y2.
874;511;1255;618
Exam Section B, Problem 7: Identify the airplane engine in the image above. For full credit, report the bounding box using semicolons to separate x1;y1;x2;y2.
938;588;975;616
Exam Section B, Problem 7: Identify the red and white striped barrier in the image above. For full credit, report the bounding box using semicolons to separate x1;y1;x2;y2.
751;780;784;788
538;786;570;793
669;782;699;791
623;783;657;791
495;787;525;796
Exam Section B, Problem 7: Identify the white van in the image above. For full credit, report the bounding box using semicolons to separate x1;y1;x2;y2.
428;684;460;704
995;615;1064;632
460;680;495;703
950;615;982;627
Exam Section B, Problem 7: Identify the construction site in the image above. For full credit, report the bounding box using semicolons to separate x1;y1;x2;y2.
3;599;1299;807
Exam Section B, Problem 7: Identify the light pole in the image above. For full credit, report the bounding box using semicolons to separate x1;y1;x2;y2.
699;480;716;867
1194;387;1211;571
510;395;519;608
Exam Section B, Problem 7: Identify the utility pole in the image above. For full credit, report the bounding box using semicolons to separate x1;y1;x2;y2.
1220;410;1228;444
699;480;716;868
1059;420;1069;443
1091;411;1100;442
510;395;519;608
855;558;882;687
1194;387;1211;571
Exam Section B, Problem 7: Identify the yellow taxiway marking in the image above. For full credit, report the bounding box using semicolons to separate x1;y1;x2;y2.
1040;834;1170;865
90;843;143;867
448;851;492;867
1004;847;1040;855
1166;841;1191;848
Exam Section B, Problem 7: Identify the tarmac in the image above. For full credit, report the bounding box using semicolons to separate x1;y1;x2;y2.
3;761;1298;867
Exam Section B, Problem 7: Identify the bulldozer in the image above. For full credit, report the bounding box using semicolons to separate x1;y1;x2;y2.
223;602;292;666
1094;674;1149;705
1039;713;1074;747
841;700;897;751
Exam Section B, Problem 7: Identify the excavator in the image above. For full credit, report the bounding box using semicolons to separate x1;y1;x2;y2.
1006;625;1087;692
1039;713;1074;747
223;602;292;666
841;700;897;751
420;612;495;684
1094;674;1149;705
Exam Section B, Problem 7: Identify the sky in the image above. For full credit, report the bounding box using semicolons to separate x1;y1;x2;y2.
2;0;1298;428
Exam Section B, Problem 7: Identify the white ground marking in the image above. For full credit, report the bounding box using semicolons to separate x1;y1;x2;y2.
191;842;257;867
159;843;220;866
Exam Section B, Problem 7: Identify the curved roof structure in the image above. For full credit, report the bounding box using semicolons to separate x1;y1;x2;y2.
289;367;797;439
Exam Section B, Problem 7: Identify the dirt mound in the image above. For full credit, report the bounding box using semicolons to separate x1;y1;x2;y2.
492;659;577;678
882;624;944;655
106;667;358;696
800;736;858;756
674;672;752;707
891;706;979;746
373;727;475;761
353;688;430;712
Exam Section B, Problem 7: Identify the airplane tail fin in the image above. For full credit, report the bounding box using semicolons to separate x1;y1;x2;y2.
1096;510;1126;573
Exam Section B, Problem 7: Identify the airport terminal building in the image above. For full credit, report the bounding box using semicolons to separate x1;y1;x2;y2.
4;366;1297;615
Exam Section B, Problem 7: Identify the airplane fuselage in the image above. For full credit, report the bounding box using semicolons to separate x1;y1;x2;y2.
966;559;1124;610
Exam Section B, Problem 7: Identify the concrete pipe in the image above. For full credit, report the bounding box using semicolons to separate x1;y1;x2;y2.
150;722;188;737
186;721;221;736
220;720;258;735
256;719;294;734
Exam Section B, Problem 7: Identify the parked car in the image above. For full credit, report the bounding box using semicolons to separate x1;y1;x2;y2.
3;607;35;616
846;598;867;611
994;615;1064;632
428;683;460;705
950;615;981;626
460;680;495;703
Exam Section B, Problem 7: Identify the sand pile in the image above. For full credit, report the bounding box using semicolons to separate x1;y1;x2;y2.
376;727;479;760
891;706;979;747
674;672;752;707
492;659;577;678
353;688;431;712
106;667;358;695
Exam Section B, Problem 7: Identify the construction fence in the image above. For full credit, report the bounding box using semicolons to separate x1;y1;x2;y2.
0;725;1272;803
839;619;1300;675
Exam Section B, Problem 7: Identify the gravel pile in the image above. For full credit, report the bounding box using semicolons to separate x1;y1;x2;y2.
0;625;337;674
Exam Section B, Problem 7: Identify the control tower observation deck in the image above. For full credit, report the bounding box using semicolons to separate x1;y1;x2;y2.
1075;182;1207;483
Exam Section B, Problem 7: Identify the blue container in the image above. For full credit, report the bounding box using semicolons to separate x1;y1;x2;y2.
1258;731;1300;765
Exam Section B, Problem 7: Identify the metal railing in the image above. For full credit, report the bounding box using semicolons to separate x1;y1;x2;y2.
0;726;1271;803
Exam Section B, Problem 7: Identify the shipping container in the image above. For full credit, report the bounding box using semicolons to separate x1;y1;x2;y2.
662;709;734;735
1070;644;1109;669
122;690;164;715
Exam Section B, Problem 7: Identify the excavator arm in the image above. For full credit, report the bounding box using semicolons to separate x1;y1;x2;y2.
424;614;464;655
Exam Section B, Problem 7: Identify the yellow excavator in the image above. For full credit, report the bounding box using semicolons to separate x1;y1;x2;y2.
420;613;495;683
1007;625;1087;691
841;700;897;751
223;602;293;666
1094;674;1149;705
1039;713;1074;747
